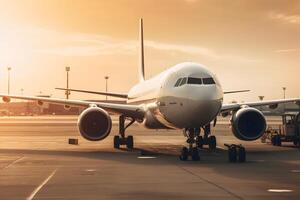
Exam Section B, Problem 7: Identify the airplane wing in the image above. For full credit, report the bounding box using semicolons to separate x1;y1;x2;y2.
221;98;300;112
223;90;250;94
55;88;128;99
0;94;144;119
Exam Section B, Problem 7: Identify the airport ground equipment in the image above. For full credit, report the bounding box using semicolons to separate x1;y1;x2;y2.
68;138;79;145
113;115;135;149
224;144;246;163
261;112;300;147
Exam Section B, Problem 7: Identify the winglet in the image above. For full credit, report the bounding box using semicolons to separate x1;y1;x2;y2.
139;18;145;82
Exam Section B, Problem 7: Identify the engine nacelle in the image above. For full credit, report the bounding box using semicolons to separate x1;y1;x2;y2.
231;107;266;141
78;106;112;141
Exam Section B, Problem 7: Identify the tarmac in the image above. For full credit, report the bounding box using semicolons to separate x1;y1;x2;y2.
0;116;299;199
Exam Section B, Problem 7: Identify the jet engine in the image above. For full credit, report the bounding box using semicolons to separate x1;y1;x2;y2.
231;107;266;141
78;106;112;141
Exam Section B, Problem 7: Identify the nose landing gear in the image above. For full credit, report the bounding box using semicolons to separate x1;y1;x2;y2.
196;124;217;150
180;124;218;161
114;115;135;149
180;128;200;161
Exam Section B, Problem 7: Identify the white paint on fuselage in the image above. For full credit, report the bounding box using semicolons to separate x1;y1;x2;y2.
127;62;224;129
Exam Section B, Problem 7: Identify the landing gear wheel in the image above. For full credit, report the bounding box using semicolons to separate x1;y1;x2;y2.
180;147;189;161
293;139;298;146
208;136;217;150
238;147;246;163
126;135;134;149
196;136;204;149
228;146;237;163
191;147;200;161
276;135;282;146
271;136;276;146
114;135;120;149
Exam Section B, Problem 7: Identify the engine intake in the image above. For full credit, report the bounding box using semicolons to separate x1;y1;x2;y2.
78;107;112;141
231;107;266;141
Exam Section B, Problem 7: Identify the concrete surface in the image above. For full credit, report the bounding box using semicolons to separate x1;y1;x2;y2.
0;116;299;199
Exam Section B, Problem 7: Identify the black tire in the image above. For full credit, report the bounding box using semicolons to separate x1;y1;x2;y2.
114;135;120;149
208;136;217;150
126;135;134;149
238;147;246;163
271;136;276;146
293;139;298;146
228;146;237;163
297;139;300;147
276;135;282;146
196;136;204;149
180;147;189;161
191;147;200;161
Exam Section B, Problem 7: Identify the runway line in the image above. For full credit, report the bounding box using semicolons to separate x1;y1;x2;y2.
178;166;243;200
3;156;25;169
26;168;58;200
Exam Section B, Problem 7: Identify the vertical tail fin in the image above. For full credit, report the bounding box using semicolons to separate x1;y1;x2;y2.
139;18;145;82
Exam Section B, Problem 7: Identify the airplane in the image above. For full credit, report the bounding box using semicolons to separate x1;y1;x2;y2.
1;19;299;161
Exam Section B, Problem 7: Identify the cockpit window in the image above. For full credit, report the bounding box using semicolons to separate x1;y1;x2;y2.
203;77;215;85
187;77;202;85
174;78;182;87
179;77;187;86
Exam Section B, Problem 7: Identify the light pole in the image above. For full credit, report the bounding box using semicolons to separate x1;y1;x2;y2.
282;87;286;113
20;88;24;95
104;76;109;101
282;87;286;99
7;67;11;94
258;96;264;101
65;66;70;99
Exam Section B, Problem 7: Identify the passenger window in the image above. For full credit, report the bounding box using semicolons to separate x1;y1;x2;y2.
203;77;215;85
174;78;182;87
187;77;202;84
179;77;187;86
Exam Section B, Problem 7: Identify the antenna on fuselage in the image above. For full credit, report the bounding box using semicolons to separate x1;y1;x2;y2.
139;18;145;82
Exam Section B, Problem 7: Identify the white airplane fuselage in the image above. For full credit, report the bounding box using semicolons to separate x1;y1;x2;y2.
127;62;224;129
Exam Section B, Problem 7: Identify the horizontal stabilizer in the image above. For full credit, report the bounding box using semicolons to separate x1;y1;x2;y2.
224;90;250;94
55;88;128;99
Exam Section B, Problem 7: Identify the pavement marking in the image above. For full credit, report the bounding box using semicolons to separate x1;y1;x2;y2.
178;166;242;200
3;156;25;169
268;189;293;193
290;169;300;173
26;168;58;200
138;156;157;159
85;169;96;172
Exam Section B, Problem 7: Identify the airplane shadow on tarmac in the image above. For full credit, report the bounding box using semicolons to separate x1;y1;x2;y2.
0;144;299;183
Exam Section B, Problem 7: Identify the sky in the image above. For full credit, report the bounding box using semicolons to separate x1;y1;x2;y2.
0;0;299;102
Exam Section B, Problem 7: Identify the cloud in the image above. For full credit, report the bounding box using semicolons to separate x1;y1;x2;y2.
0;25;260;63
275;49;300;53
269;12;300;24
184;0;198;3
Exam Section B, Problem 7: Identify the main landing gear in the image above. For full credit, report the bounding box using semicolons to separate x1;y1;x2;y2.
180;128;200;161
180;124;217;161
113;115;135;149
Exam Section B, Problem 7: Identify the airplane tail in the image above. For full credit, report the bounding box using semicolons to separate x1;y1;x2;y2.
139;18;145;82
